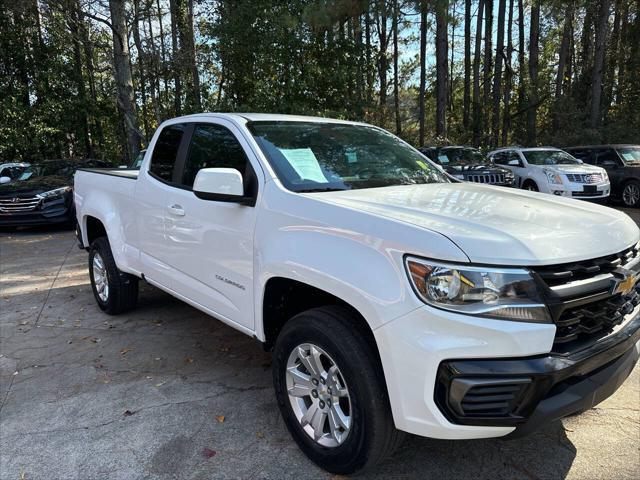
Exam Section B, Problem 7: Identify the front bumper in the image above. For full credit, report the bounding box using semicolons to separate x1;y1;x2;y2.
375;304;639;440
436;311;640;436
0;198;73;227
547;182;610;199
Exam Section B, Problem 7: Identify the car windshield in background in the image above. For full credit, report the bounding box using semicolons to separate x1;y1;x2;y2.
248;122;449;192
18;162;74;181
438;148;485;165
619;147;640;165
522;150;580;165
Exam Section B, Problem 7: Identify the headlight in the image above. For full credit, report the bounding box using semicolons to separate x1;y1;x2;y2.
602;171;609;182
544;170;563;185
405;257;551;323
37;186;72;200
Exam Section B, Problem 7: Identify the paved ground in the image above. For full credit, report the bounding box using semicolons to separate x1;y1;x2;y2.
1;208;639;480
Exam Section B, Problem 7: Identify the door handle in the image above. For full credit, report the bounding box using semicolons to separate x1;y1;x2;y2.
167;204;185;216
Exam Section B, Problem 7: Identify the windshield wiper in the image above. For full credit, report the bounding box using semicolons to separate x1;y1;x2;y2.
297;187;349;193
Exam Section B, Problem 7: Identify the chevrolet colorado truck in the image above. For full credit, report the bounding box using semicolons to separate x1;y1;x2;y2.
74;114;640;474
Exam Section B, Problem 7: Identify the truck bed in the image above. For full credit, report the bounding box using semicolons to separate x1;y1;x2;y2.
77;168;139;179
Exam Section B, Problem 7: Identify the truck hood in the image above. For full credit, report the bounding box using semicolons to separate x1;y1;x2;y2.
308;183;639;266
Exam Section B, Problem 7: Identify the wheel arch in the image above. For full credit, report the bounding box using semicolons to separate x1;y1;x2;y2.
261;277;380;358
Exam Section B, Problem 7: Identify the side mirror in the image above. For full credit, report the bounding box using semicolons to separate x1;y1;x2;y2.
193;167;253;205
0;176;11;184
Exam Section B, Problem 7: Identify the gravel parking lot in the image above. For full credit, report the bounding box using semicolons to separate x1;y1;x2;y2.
1;207;639;480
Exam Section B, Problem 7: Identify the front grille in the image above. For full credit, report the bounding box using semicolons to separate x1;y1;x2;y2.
466;173;506;184
565;173;604;184
533;244;640;352
0;196;41;213
572;191;603;197
554;290;640;345
535;244;638;287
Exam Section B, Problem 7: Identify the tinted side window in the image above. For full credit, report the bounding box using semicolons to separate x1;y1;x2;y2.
181;124;248;188
492;152;506;164
595;149;619;165
150;124;185;182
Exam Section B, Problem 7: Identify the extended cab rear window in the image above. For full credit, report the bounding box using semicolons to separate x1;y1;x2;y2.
149;124;185;182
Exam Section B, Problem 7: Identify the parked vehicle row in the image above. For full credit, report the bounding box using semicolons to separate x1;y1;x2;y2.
419;143;640;208
74;113;640;475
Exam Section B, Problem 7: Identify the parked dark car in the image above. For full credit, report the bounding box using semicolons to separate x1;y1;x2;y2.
564;145;640;207
0;159;109;227
419;146;515;186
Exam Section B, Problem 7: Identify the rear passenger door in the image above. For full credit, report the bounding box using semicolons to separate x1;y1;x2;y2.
160;120;261;331
135;122;188;288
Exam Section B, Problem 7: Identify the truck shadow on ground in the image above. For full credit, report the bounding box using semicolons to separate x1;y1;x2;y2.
1;274;578;479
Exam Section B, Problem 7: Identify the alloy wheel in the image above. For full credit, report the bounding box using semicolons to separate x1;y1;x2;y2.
623;183;640;207
92;253;109;302
286;343;352;448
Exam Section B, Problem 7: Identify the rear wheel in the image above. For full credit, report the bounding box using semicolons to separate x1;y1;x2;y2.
89;237;138;315
272;306;403;475
622;181;640;207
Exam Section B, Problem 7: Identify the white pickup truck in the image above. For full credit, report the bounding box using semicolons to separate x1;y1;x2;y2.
74;113;640;474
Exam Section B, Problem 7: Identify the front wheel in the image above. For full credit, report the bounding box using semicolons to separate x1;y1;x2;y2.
89;237;139;315
622;181;640;207
272;306;402;475
523;180;539;192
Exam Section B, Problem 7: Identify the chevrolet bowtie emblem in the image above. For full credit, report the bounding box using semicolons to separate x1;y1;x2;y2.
611;268;638;296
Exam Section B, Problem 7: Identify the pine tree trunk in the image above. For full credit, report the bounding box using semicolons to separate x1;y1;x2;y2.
109;0;141;162
492;0;506;147
376;0;388;119
463;0;471;128
169;0;182;116
527;2;540;146
435;0;448;137
418;1;427;146
472;0;485;145
392;0;401;135
603;0;622;118
590;0;611;128
517;0;525;113
501;0;514;145
132;0;150;140
483;0;493;120
184;0;201;111
156;0;169;100
69;1;92;156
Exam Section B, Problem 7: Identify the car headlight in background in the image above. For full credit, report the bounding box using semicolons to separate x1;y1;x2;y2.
405;257;551;323
504;171;515;183
602;170;609;182
544;170;563;185
37;186;72;200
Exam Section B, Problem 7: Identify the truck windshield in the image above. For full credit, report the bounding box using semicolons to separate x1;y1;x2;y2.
248;121;449;192
522;150;580;165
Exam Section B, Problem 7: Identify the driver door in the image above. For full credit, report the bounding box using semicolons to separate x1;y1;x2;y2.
159;120;262;331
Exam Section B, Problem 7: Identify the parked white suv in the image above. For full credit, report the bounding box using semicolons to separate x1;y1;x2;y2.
74;115;640;474
488;147;610;200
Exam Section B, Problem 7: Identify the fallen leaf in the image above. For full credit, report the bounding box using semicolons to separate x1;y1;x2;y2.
123;410;136;416
120;347;132;356
215;415;225;423
185;357;194;364
256;431;264;439
155;381;166;387
202;448;216;459
12;371;18;376
219;346;229;352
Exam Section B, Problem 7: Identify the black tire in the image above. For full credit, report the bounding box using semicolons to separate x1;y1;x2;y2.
88;236;138;315
523;180;539;192
273;306;403;475
621;180;640;208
